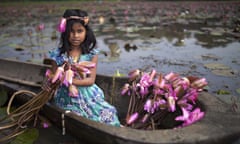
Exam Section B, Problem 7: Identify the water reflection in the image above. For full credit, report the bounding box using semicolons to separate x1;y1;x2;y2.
0;1;239;96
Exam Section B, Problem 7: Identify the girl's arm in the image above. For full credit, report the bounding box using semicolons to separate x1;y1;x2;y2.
72;55;98;86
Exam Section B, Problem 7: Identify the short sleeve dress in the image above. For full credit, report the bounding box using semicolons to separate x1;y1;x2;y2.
49;48;120;127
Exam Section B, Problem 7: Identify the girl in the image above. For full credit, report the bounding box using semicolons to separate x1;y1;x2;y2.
49;9;120;126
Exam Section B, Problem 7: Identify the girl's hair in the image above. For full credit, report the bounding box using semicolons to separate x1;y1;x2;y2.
59;9;96;55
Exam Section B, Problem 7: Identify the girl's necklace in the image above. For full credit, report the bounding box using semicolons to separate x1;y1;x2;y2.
69;49;81;63
72;56;79;63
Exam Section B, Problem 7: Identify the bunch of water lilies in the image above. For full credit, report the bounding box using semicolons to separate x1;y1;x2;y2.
45;60;95;97
121;69;208;129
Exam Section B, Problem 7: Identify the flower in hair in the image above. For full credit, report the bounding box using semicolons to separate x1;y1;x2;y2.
58;18;66;33
57;16;90;33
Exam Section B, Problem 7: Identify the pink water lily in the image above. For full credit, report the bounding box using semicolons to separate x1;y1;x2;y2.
42;122;49;128
183;88;198;104
121;69;207;129
36;23;44;32
141;113;150;123
177;99;193;111
51;65;64;83
164;72;178;82
144;99;153;113
45;69;52;78
153;87;164;95
128;69;140;81
191;78;208;90
167;96;176;112
173;77;190;90
175;107;189;121
127;112;139;125
121;83;130;95
139;73;151;87
174;85;184;97
184;108;204;126
175;107;204;127
69;85;79;97
144;98;167;113
136;83;148;97
63;68;74;87
149;69;156;82
153;74;165;89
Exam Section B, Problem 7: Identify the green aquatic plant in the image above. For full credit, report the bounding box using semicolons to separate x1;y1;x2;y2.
10;128;39;144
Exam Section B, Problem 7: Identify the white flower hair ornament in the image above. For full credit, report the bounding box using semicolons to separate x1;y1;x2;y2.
57;16;89;33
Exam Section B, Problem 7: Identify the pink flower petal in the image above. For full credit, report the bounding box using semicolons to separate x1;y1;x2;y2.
127;112;139;125
58;18;66;32
51;66;64;83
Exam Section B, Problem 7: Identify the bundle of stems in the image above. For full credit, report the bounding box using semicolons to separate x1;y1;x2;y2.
125;83;177;130
0;80;60;143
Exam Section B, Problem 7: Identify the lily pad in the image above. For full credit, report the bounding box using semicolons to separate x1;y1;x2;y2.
212;69;235;77
210;31;223;36
8;43;28;50
10;128;39;144
217;89;231;95
236;88;240;95
210;28;225;36
204;63;230;70
204;62;235;77
201;54;220;61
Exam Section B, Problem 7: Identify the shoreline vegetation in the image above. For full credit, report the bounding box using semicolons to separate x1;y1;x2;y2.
1;0;240;3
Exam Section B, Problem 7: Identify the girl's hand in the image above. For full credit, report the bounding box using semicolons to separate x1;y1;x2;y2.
71;55;98;86
77;61;95;68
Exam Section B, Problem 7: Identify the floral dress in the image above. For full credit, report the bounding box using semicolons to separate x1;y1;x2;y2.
49;48;120;126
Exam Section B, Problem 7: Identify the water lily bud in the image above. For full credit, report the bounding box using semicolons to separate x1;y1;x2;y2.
181;77;190;90
37;23;44;31
153;73;165;89
63;68;74;87
69;85;79;97
174;85;185;97
127;112;139;125
141;114;150;123
144;99;152;113
168;96;176;112
121;83;130;95
165;72;178;82
45;69;54;80
52;66;64;83
128;69;140;81
149;69;156;82
191;78;208;89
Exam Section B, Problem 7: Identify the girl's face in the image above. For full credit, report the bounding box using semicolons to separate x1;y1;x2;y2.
69;23;86;48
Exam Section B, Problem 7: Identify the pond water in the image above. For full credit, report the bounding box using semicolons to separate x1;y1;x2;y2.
0;1;239;97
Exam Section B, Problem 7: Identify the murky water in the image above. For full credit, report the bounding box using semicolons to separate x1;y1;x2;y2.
0;1;239;97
